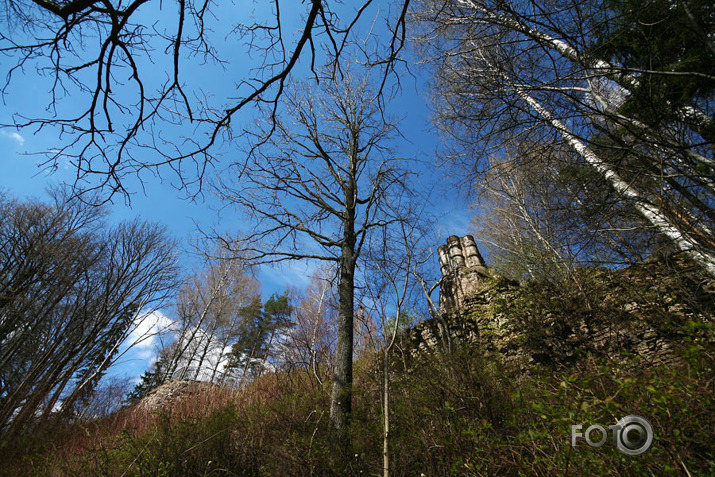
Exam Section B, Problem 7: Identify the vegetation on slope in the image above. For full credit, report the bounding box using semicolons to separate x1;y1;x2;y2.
2;254;713;476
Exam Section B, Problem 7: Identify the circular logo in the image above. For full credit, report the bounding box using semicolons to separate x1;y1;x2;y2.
614;415;653;456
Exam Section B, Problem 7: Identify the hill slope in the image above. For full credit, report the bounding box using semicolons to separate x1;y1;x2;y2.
3;254;714;476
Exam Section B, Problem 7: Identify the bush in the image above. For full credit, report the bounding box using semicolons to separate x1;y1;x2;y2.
4;257;713;475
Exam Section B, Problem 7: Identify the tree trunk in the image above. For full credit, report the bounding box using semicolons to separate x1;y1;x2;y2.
238;342;260;389
514;84;715;277
383;347;391;477
330;246;355;444
258;329;276;377
460;0;712;131
330;143;359;449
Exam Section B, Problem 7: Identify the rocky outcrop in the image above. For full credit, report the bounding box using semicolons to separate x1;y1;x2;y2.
407;236;715;370
135;379;219;414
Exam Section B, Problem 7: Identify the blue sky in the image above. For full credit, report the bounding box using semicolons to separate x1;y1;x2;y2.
0;1;472;382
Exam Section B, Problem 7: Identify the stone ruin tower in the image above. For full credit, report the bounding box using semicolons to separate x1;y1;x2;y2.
438;235;490;314
412;234;688;369
403;235;492;354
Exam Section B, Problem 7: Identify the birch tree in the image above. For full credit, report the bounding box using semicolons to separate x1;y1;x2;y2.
163;251;259;384
278;269;338;385
474;143;656;281
415;0;715;276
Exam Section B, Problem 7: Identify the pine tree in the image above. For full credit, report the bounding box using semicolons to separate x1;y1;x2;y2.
127;356;171;403
226;294;293;386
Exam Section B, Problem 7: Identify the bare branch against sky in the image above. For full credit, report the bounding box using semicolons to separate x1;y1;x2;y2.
0;0;412;201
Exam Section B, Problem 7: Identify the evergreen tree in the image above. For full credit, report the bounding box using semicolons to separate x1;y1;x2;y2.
592;0;715;135
227;294;293;386
127;356;171;403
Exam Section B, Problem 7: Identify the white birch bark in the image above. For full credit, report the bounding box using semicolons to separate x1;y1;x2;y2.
455;0;713;131
512;84;715;276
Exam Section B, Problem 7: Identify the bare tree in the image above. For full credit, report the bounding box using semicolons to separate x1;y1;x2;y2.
473;143;656;282
71;376;134;423
0;190;179;439
0;0;412;200
162;249;259;385
363;213;429;477
415;0;715;276
277;268;339;385
215;71;412;446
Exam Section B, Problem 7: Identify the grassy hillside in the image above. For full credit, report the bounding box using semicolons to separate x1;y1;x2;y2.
2;255;713;476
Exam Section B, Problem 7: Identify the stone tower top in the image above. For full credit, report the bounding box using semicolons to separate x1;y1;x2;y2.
438;235;490;314
438;235;488;278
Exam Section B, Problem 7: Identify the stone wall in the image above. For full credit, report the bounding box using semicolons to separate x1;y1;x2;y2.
406;237;714;370
407;235;516;357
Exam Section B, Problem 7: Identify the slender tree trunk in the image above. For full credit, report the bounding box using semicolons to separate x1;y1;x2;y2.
42;371;74;422
238;342;260;389
380;244;409;477
383;347;391;477
166;274;227;381
194;321;220;381
258;329;276;377
211;327;236;385
513;84;715;277
309;314;323;386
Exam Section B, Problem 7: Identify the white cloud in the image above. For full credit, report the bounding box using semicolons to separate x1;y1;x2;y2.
168;327;235;383
1;130;25;146
126;309;175;357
